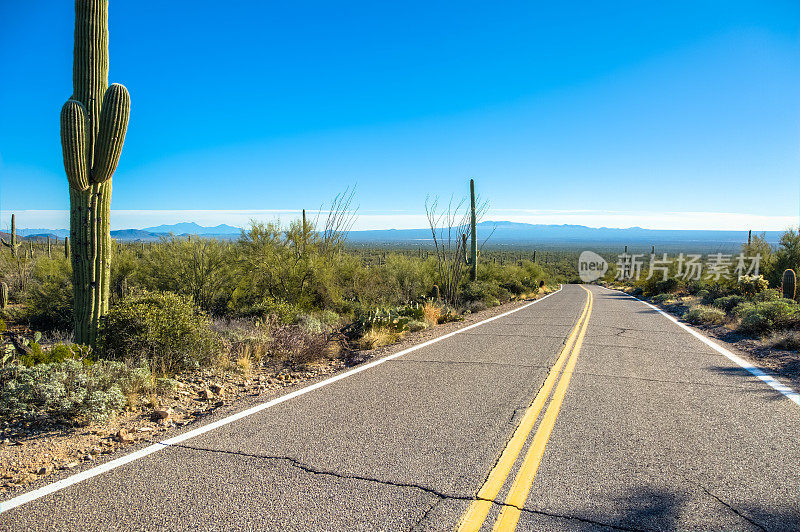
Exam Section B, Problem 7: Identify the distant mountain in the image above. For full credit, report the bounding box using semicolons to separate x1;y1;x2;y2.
8;220;787;249
346;220;785;251
16;228;70;238
142;222;242;235
110;229;161;241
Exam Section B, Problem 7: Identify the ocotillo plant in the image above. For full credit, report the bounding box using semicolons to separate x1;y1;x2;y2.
60;0;131;346
782;269;796;300
0;282;7;310
462;233;469;264
469;179;477;281
1;214;22;257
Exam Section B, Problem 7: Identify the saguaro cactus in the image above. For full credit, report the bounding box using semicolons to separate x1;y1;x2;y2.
782;269;796;300
469;179;477;281
0;282;7;310
1;214;22;257
64;237;71;260
60;0;130;346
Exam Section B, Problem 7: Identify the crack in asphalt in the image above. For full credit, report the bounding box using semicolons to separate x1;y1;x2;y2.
695;483;768;531
162;442;645;531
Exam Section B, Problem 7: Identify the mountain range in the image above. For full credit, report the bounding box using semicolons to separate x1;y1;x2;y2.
7;220;787;250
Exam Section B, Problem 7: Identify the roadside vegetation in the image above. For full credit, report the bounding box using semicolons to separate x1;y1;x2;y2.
0;209;558;429
608;229;799;352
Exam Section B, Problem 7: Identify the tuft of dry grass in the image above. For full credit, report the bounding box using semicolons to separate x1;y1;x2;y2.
766;330;800;351
358;327;397;350
423;301;441;327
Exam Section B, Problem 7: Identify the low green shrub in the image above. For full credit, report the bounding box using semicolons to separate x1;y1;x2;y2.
0;359;152;423
683;305;727;325
100;291;220;375
754;289;781;302
652;293;674;304
655;278;679;294
737;275;768;297
735;298;799;336
713;295;746;313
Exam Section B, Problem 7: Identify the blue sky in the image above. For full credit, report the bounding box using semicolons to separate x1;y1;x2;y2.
1;1;798;230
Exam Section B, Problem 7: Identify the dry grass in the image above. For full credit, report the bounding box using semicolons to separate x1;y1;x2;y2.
423;301;442;327
358;327;397;350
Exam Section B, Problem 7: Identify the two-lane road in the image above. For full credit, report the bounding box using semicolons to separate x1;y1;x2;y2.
2;285;797;530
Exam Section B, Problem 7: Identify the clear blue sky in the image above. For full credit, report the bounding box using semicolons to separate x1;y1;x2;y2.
1;1;798;230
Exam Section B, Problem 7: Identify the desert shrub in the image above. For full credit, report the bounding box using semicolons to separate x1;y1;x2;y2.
739;313;772;335
0;359;151;423
713;295;746;313
23;257;72;331
357;327;397;350
655;277;679;294
269;319;329;365
406;320;427;332
736;299;799;336
696;289;710;302
683;305;727;325
737;275;768;297
754;289;781;302
767;330;800;350
214;318;271;369
753;300;799;327
652;293;674;304
423;301;442;327
100;291;220;375
137;236;235;313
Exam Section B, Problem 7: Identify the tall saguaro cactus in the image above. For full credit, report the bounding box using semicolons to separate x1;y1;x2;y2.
469;179;478;281
60;0;130;346
1;214;22;257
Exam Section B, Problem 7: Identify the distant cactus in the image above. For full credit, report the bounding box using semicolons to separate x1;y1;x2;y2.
782;269;796;300
60;0;131;346
0;282;7;309
433;284;440;301
469;179;477;281
65;236;71;259
1;214;22;257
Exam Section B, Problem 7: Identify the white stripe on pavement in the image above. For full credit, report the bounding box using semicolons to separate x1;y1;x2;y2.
0;285;564;514
606;287;799;407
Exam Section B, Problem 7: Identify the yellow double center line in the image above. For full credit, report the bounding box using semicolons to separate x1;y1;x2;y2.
458;286;593;532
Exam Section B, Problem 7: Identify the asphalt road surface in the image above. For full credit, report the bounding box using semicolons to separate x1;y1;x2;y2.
1;285;797;531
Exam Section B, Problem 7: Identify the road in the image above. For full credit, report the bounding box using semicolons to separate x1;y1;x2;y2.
1;284;798;531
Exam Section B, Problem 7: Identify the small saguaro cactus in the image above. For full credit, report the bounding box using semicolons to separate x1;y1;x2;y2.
469;179;477;281
0;282;7;310
782;269;796;300
60;0;131;346
65;236;70;259
1;214;22;257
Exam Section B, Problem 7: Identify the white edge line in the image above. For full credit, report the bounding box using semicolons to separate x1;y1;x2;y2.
602;287;799;407
0;285;565;514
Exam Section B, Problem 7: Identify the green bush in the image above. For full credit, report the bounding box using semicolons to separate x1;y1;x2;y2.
737;275;768;297
23;257;72;331
713;295;746;313
652;293;674;304
754;289;781;302
739;312;771;335
683;305;727;325
735;298;799;336
0;359;151;423
100;291;220;375
655;278;679;294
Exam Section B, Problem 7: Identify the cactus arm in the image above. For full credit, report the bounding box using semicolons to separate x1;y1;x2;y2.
91;83;130;184
61;99;90;191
